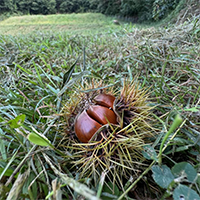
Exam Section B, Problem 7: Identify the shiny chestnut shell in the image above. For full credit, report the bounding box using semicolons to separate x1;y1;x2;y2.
74;94;117;143
87;105;117;125
75;110;102;143
94;93;115;109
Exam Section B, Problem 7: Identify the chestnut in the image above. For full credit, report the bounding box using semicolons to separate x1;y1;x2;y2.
75;110;102;143
74;93;118;143
93;93;115;109
87;105;117;125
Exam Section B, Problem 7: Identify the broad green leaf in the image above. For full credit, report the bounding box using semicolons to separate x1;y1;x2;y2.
173;184;200;200
152;165;174;188
142;145;158;161
28;132;51;147
8;114;26;128
171;162;197;182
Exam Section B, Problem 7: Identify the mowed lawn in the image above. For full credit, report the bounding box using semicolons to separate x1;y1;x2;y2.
0;13;124;35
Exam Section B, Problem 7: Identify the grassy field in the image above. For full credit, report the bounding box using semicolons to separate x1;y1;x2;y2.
0;13;125;35
0;10;200;200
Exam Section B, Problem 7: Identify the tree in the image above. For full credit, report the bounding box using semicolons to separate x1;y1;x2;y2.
31;0;56;14
14;0;56;14
152;0;180;20
17;0;32;14
59;0;90;13
0;0;16;13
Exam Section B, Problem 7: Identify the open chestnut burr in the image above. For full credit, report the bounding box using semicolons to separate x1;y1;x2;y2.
62;80;156;187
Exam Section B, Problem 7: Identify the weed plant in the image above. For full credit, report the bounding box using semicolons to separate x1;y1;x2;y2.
0;11;200;200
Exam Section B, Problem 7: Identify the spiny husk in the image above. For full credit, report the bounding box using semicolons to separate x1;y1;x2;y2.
60;79;157;187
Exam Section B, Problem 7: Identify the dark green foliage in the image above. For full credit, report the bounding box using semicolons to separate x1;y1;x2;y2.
16;0;32;14
152;0;181;20
0;0;16;12
18;0;56;14
119;0;154;20
30;0;56;15
0;0;183;22
58;0;91;13
88;0;180;22
93;0;121;15
1;0;57;15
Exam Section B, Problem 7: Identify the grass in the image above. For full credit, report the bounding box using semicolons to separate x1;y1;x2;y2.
0;6;200;200
0;13;125;35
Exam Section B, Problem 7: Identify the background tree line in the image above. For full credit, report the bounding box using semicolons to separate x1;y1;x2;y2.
0;0;181;22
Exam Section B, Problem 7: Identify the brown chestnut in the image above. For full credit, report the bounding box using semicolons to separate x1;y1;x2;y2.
75;110;102;143
87;105;117;125
94;93;115;109
74;93;118;143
